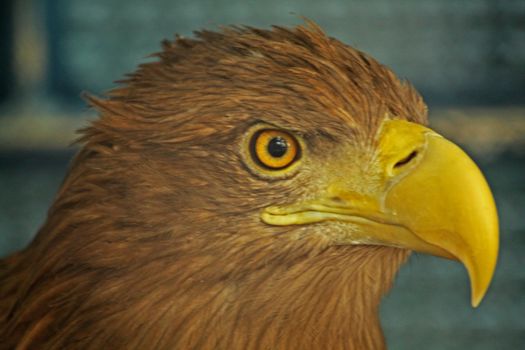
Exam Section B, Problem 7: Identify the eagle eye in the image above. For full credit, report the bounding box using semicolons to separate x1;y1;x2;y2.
250;130;300;170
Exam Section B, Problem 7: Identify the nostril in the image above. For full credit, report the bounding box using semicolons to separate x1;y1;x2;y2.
394;150;418;169
329;196;344;204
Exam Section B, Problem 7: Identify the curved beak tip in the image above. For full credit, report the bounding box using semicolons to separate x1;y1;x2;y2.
382;121;499;308
472;295;482;308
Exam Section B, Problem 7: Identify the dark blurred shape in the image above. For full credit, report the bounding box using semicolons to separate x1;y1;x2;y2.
45;0;76;104
0;150;74;256
0;0;14;101
483;0;525;104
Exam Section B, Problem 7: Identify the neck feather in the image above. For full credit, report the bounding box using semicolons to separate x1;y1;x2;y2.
119;243;410;349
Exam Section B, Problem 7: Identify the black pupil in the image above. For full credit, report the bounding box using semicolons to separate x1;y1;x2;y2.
267;137;288;158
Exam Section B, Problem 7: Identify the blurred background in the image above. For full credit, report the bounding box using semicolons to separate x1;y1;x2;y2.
0;0;524;348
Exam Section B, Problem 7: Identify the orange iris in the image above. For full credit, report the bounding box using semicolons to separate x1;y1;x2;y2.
252;130;299;169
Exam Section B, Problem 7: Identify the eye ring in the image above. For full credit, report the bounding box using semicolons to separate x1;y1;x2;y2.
250;129;300;170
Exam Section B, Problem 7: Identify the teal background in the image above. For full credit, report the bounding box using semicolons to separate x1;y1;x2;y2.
43;0;524;106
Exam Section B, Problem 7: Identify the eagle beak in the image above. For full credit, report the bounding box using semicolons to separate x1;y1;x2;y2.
379;120;499;307
261;119;499;307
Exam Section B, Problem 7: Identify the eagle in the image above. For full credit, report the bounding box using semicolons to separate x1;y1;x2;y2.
0;23;498;349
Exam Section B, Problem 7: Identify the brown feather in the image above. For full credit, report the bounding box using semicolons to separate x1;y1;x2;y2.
1;22;425;349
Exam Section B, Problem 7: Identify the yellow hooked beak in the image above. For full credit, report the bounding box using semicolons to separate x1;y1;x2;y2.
261;119;499;307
